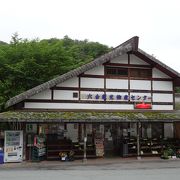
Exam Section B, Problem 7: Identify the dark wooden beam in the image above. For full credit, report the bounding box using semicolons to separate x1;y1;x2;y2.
25;99;173;105
104;62;152;68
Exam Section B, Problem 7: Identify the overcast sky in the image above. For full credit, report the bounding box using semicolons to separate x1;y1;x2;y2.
1;0;180;72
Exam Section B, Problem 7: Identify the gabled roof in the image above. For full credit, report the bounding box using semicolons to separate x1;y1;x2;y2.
5;36;180;108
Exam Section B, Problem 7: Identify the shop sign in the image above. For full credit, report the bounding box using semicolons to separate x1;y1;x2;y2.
81;93;151;102
135;102;152;109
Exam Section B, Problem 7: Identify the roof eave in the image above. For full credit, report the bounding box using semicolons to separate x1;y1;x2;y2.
136;48;180;81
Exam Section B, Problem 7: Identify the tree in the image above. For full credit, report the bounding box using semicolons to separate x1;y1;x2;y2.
10;32;22;45
0;35;110;111
176;87;180;93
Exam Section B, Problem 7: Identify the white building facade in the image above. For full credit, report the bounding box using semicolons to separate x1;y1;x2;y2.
24;53;174;111
1;36;180;161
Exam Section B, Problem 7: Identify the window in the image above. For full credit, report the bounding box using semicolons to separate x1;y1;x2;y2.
130;68;152;78
105;67;152;78
141;123;152;138
164;123;174;138
106;67;128;77
151;123;163;139
121;123;129;137
73;92;78;98
130;123;137;137
141;123;164;139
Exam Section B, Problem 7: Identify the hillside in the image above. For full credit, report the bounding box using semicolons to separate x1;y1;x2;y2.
0;35;110;111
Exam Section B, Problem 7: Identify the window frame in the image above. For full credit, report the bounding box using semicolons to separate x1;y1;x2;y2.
129;68;152;79
105;66;128;77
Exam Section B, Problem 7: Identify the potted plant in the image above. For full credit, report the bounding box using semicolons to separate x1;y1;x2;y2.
161;146;176;159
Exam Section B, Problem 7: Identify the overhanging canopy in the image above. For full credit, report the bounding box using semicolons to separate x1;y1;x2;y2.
0;111;180;123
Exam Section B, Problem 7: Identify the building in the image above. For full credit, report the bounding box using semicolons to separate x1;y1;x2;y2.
0;36;180;162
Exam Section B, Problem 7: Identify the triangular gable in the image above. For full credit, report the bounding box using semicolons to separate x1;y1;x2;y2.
130;54;149;65
153;68;171;79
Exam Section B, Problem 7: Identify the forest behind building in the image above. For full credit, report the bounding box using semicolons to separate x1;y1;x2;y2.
0;34;109;111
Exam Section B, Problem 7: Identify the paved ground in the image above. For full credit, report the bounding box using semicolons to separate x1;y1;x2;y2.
0;158;180;180
1;157;180;170
0;168;180;180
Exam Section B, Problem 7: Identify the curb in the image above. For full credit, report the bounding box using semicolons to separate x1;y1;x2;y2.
1;158;180;170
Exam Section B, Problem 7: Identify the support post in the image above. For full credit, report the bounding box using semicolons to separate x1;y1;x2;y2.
83;123;87;162
137;121;141;160
22;123;26;161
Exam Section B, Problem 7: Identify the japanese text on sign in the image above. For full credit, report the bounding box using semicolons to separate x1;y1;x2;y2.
81;93;151;102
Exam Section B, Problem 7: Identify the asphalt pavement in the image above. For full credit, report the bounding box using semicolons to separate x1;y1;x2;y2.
0;157;180;170
1;158;180;180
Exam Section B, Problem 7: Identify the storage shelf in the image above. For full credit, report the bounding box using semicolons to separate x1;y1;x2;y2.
139;138;171;156
140;153;161;156
46;135;96;160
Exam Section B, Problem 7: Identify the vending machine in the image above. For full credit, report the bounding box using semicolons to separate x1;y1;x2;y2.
4;131;23;163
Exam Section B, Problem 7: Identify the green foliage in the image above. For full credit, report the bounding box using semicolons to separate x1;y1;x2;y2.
0;122;9;130
0;41;7;45
175;103;180;110
0;35;109;111
161;145;176;159
176;87;180;93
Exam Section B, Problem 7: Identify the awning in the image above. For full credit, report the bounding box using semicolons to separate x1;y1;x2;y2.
1;111;180;123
